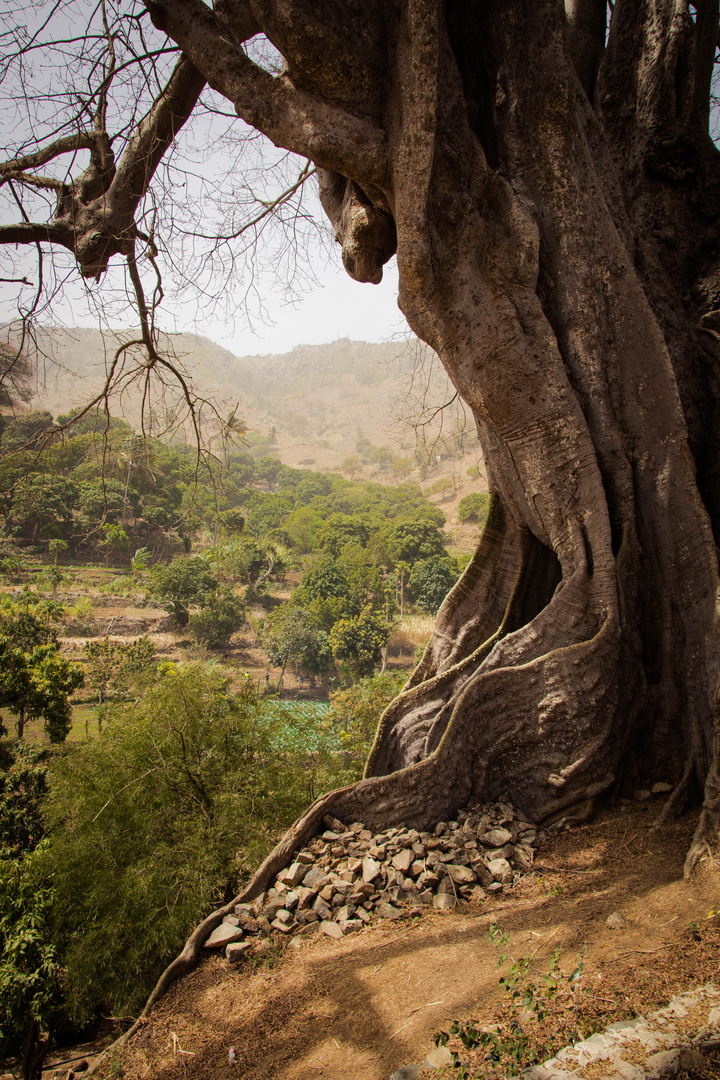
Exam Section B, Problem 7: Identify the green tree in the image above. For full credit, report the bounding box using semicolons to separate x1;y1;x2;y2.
189;590;246;649
83;636;157;706
150;557;219;627
457;492;490;525
329;606;390;681
409;557;459;614
265;606;334;680
387;520;447;566
326;671;407;761
0;643;83;743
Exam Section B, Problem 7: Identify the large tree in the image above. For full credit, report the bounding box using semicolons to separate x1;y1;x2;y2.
3;0;720;879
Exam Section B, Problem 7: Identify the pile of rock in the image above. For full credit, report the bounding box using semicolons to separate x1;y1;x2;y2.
205;801;542;959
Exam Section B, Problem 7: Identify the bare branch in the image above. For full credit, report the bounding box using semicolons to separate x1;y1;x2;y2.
145;0;388;185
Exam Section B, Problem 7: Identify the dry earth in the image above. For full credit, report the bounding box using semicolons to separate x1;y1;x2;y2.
86;802;720;1080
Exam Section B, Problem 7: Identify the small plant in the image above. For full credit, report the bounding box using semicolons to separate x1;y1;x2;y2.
434;924;589;1077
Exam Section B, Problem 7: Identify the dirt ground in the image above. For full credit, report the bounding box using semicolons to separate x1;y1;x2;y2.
89;801;720;1080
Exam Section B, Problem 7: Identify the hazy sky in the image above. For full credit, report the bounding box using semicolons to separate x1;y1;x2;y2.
206;257;406;357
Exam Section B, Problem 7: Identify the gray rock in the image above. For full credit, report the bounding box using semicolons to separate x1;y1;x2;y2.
271;916;295;933
303;866;330;889
312;897;332;920
376;902;403;919
277;861;308;888
446;864;476;885
262;897;286;920
320;919;344;939
204;923;244;948
486;857;513;883
295;920;321;936
424;1045;454;1069
482;827;513;847
606;911;627;930
362;856;382;882
651;781;673;794
338;918;363;933
390;1066;422;1080
433;892;457;911
391;848;414;873
223;914;240;926
225;941;253;962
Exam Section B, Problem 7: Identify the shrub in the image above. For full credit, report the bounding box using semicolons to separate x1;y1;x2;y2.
189;590;246;649
39;665;316;1024
457;491;490;524
409;557;458;614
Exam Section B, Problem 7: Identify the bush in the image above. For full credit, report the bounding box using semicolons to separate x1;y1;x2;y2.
150;556;219;626
326;671;406;760
189;590;246;649
329;605;390;680
39;665;318;1024
457;491;490;524
409;557;458;614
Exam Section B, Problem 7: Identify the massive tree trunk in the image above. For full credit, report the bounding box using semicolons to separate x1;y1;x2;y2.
6;0;720;870
147;0;720;870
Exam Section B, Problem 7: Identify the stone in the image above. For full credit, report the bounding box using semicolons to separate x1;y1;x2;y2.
424;1045;454;1068
468;886;487;902
433;892;456;911
390;1066;422;1080
273;908;293;925
482;827;513;847
313;897;332;920
606;911;627;930
226;941;253;963
257;916;272;936
323;814;345;832
320;919;344;939
355;906;371;923
237;916;259;933
296;850;314;864
295;920;321;936
295;886;316;909
284;890;299;911
234;902;252;917
277;862;308;888
391;849;414;873
376;902;403;919
487;881;504;893
271;917;295;934
337;903;357;922
339;918;363;933
223;914;240;926
204;923;244;948
262;896;286;921
513;845;534;871
410;860;425;877
303;867;330;889
446;864;476;885
486;857;513;883
362;857;382;882
634;788;652;801
651;781;673;794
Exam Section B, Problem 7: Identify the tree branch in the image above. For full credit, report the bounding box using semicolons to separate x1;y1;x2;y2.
0;222;70;248
145;0;388;186
0;134;97;176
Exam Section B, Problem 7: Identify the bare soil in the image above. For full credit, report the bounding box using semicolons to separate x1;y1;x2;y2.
89;802;720;1080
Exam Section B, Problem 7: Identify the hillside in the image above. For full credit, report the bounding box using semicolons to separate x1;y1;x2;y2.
8;325;488;539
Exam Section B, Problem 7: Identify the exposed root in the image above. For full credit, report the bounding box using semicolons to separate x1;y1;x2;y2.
653;754;693;831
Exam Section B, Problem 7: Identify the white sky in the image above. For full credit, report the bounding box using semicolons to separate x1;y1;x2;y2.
191;257;405;357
